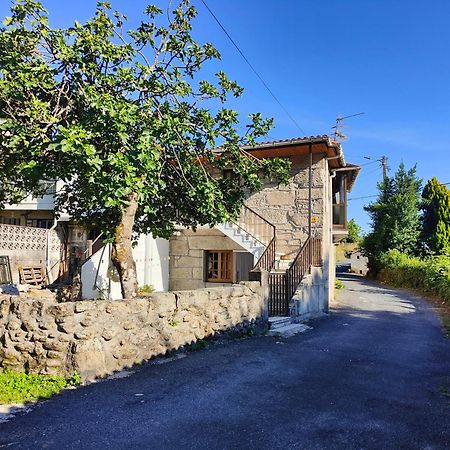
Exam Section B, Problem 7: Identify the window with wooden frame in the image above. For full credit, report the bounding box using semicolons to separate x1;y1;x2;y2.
205;250;233;282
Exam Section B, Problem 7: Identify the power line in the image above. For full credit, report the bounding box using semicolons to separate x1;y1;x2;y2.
199;0;307;135
348;195;378;201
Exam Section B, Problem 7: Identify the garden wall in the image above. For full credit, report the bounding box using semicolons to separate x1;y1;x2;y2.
0;282;267;381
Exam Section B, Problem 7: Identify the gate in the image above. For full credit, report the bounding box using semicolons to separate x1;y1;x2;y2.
268;237;322;316
269;272;288;316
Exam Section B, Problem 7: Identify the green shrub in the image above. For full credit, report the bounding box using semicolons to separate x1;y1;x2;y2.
0;370;81;405
377;249;450;303
137;284;154;296
335;279;345;290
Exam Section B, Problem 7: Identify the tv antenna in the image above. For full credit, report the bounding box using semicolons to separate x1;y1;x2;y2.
332;112;365;141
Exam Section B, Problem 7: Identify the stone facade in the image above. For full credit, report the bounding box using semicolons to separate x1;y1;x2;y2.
168;154;330;297
170;228;245;291
245;154;327;258
0;281;267;381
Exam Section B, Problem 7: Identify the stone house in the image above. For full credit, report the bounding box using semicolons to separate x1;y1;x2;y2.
350;250;369;276
169;135;360;320
1;135;359;317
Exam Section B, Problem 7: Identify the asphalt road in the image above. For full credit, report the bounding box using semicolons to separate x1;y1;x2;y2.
1;274;449;449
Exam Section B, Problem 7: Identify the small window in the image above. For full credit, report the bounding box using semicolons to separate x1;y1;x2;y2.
26;218;53;229
205;250;233;282
0;217;20;225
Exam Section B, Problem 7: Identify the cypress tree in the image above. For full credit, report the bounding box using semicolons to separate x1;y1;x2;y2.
421;177;450;255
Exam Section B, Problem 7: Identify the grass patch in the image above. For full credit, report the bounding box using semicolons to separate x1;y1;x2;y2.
335;243;358;262
0;370;81;405
189;339;209;352
335;279;345;290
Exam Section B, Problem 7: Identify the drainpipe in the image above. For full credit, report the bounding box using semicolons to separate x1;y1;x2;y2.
308;143;312;237
46;217;58;284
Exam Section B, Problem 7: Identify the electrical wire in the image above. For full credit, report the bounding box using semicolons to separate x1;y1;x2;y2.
199;0;307;136
348;195;378;201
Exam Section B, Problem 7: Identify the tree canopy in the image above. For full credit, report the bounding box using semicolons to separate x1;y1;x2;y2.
345;218;362;244
363;163;422;267
0;0;290;297
421;177;450;255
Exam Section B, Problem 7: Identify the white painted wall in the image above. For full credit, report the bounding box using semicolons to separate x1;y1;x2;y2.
350;251;368;275
81;234;169;300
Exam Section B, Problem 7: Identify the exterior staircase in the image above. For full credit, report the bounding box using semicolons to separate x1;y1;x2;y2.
216;205;322;317
216;222;265;261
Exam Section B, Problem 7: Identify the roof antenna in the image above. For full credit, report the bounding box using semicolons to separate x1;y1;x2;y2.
332;112;365;141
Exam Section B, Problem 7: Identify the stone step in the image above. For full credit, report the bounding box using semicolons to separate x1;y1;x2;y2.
268;316;291;329
274;259;291;270
267;323;311;338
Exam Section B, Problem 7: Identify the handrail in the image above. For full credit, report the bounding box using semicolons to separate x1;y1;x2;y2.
233;205;275;246
285;236;322;300
230;204;277;272
254;236;276;272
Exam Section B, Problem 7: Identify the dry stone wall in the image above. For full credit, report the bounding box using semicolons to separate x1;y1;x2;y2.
0;281;267;381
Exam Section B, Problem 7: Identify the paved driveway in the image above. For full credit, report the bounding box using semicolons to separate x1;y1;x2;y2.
1;274;449;449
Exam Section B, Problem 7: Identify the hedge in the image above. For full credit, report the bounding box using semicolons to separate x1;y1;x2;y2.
376;250;450;303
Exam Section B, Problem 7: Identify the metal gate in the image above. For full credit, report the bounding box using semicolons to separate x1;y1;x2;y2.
268;237;322;316
269;272;289;316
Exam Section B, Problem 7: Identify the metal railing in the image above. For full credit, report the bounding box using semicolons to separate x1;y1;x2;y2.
234;205;275;246
231;205;276;272
269;237;322;316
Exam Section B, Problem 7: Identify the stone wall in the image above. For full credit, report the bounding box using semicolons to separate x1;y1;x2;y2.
290;267;328;321
246;154;327;257
0;281;267;381
170;228;245;291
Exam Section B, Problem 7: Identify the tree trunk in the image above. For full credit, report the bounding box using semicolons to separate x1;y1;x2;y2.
111;192;139;299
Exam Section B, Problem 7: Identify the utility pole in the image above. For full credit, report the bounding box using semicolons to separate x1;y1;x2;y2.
364;155;389;181
381;156;388;180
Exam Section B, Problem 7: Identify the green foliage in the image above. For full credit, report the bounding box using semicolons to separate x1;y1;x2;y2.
345;218;362;244
189;339;209;351
0;0;290;242
421;177;450;256
168;318;178;327
137;284;154;296
363;163;422;271
335;279;345;290
377;249;450;303
0;370;81;404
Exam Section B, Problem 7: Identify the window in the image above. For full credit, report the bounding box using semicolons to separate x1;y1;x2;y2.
26;218;53;229
205;250;233;282
38;180;57;196
0;217;20;225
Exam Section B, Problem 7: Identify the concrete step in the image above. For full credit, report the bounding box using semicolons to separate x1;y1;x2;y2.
268;316;291;329
267;323;311;338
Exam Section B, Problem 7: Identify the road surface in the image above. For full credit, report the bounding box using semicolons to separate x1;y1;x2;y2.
1;273;449;449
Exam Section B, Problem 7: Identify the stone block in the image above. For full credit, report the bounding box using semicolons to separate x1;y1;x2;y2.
265;190;295;206
170;267;193;280
170;238;189;256
47;303;75;318
172;255;203;268
170;279;204;291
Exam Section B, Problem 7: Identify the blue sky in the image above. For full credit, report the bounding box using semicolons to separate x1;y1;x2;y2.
2;0;450;231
